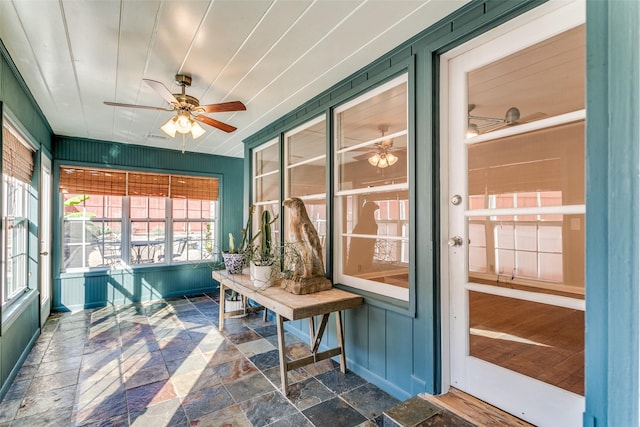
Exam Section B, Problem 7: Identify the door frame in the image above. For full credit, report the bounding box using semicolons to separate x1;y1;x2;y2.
39;152;52;326
438;0;586;424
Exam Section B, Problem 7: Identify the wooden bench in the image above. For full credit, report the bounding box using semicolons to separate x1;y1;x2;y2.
212;270;363;394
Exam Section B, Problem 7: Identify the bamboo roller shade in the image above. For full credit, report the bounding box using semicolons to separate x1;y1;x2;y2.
59;167;219;200
2;122;34;183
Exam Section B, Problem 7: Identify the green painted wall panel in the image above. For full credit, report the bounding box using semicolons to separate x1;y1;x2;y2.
0;297;39;385
367;305;386;375
54;266;218;311
345;305;369;368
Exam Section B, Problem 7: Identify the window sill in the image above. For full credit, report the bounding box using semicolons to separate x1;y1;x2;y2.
2;289;39;334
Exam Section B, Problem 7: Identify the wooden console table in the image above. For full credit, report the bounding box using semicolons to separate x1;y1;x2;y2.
212;270;363;394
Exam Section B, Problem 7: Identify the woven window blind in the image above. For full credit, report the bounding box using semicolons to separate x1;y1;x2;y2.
2;122;34;183
129;173;169;197
59;168;127;196
59;167;219;200
170;175;219;200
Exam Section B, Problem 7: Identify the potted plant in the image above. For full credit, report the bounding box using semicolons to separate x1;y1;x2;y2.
250;209;279;287
222;205;255;274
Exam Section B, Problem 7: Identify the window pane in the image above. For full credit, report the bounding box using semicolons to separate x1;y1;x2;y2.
468;122;584;206
255;142;279;176
287;119;326;162
255;173;279;203
288;159;326;197
340;191;409;288
468;214;583;295
337;133;407;192
334;75;410;299
467;25;585;137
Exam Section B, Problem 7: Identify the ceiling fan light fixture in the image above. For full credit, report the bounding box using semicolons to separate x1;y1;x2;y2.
190;121;206;139
386;152;398;166
368;153;381;166
161;117;177;138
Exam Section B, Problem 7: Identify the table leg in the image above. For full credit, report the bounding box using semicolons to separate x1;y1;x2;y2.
335;310;346;373
218;283;226;332
308;316;315;347
276;313;288;394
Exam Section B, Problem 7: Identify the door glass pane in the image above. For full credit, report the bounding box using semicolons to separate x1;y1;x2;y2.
467;25;585;136
469;291;584;395
468;121;585;207
468;214;583;296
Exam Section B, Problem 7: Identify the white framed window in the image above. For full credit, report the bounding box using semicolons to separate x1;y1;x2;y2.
2;120;34;307
252;139;280;240
333;74;410;301
284;116;327;259
60;167;218;271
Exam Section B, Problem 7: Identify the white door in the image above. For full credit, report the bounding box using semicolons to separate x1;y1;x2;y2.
441;2;585;426
39;154;52;325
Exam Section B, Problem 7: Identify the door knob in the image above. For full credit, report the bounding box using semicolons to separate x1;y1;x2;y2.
448;236;463;247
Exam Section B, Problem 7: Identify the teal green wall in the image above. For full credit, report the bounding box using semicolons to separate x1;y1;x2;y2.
585;1;639;426
0;41;53;400
53;136;244;311
243;0;546;400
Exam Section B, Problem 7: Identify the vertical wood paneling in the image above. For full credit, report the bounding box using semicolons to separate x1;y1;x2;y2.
368;305;386;374
54;267;217;311
346;305;369;368
0;296;39;384
385;310;413;391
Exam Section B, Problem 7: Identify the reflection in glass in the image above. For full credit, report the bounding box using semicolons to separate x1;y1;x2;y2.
469;291;584;395
338;134;408;191
468;122;585;207
255;172;280;203
468;214;583;295
467;25;585;136
287;159;326;197
254;142;279;176
340;192;408;288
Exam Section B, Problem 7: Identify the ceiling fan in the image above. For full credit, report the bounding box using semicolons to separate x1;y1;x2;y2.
104;74;246;138
467;104;545;137
353;125;403;168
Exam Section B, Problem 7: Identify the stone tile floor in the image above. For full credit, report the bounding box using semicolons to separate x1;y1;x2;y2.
0;291;400;427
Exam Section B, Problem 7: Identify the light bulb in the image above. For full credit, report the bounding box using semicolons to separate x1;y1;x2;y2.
466;123;479;138
368;153;381;166
175;113;192;134
191;121;205;139
387;152;398;166
161;117;177;137
378;156;389;168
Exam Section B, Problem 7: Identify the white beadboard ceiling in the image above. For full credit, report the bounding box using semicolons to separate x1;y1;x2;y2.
0;0;468;158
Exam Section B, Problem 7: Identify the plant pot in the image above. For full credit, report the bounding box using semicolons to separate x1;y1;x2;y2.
222;253;246;274
250;263;276;288
224;298;246;318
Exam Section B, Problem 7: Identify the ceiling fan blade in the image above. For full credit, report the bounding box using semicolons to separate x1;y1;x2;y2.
104;101;172;111
197;101;247;113
143;79;180;106
518;112;547;123
193;115;237;133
